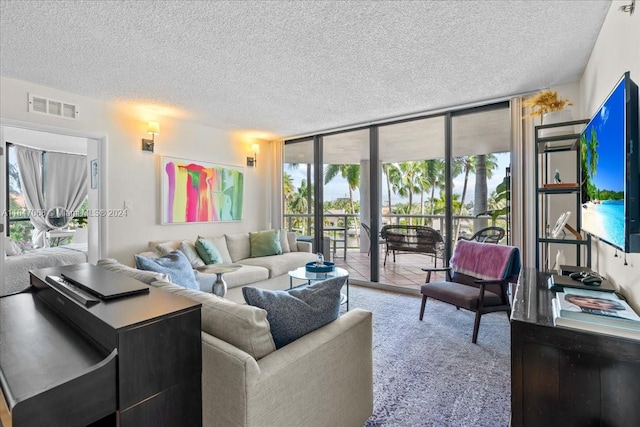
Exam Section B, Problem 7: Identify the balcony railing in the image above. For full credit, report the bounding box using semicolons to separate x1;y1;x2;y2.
284;213;508;248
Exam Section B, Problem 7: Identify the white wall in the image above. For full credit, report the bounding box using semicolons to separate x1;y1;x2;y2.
1;76;270;264
579;0;640;309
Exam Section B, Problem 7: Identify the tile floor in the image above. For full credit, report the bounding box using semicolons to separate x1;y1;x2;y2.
332;248;447;294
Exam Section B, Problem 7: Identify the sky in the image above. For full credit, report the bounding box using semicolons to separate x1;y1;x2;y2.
285;152;511;205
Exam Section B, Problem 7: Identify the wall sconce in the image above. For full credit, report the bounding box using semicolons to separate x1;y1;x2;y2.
247;143;260;167
142;121;159;152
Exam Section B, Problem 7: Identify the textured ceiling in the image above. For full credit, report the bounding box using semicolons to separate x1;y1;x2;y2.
0;0;611;140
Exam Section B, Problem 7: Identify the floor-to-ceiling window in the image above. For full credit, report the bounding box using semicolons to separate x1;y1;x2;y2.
451;103;511;243
282;102;511;293
283;138;316;240
377;116;446;287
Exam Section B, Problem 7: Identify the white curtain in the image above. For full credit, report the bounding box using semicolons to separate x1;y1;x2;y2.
16;146;48;247
45;151;88;225
510;96;536;268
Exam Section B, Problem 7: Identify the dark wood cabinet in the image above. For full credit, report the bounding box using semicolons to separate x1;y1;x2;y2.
511;268;640;427
1;263;202;427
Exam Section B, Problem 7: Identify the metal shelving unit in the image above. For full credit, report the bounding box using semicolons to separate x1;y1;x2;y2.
535;119;591;270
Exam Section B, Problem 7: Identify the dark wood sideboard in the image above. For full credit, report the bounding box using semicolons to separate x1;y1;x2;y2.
511;268;640;427
0;263;202;427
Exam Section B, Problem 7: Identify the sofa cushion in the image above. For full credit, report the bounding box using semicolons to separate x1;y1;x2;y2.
135;250;199;290
179;240;206;268
201;264;269;288
242;276;346;348
151;240;181;255
279;228;290;253
97;258;170;284
238;251;317;278
207;235;233;263
250;229;282;258
225;232;251;262
149;280;276;360
287;232;299;252
195;236;223;264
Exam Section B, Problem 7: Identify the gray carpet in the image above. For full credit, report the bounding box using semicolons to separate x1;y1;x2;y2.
343;285;511;427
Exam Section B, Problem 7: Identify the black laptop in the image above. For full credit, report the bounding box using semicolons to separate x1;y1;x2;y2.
59;264;150;300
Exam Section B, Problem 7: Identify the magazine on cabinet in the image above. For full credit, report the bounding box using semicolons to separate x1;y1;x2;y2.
556;288;640;329
551;299;640;341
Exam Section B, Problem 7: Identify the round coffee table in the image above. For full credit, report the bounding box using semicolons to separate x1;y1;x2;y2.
288;266;350;310
196;264;243;297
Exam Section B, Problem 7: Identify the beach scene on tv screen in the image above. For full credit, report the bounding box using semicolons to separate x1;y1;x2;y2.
581;78;626;249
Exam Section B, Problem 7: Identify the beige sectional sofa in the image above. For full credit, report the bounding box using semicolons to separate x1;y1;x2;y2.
97;257;374;427
143;230;317;303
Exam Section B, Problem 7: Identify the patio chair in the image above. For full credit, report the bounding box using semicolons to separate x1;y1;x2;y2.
381;225;444;267
361;223;385;256
459;226;505;244
419;239;521;343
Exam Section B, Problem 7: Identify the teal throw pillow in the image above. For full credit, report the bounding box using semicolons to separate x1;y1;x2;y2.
195;236;223;264
242;276;345;348
250;229;282;258
134;250;199;290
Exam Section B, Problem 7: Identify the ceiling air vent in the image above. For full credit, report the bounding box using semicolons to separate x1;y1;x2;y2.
28;93;78;120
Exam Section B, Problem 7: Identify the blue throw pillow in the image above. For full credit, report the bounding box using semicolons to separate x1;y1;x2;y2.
242;276;346;348
135;250;199;290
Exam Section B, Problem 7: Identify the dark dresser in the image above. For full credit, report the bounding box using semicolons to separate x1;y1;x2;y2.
0;263;202;427
510;268;640;427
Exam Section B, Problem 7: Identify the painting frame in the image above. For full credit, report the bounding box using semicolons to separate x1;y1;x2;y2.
160;156;244;224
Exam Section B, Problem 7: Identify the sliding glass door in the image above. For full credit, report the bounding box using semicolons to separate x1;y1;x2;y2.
377;116;446;288
283;138;316;245
451;103;511;243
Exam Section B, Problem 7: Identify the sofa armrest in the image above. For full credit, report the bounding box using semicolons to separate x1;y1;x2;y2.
296;241;312;252
201;332;261;426
201;309;373;427
251;309;373;426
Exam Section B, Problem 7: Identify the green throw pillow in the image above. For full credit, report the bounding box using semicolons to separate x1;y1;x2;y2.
195;236;223;264
250;229;282;258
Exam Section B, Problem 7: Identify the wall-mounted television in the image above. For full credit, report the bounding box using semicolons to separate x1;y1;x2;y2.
580;71;639;253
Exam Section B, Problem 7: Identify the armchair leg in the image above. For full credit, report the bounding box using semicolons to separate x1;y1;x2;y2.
419;295;427;320
384;249;388;266
472;311;482;344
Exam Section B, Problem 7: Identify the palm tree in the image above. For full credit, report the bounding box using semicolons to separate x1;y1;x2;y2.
283;172;295;207
381;163;395;215
451;156;475;240
324;164;360;216
385;163;404;222
580;127;599;203
388;162;420;224
473;154;499;231
290;179;312;232
417;159;445;226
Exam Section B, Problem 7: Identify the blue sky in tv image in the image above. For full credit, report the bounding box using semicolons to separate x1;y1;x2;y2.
580;73;630;250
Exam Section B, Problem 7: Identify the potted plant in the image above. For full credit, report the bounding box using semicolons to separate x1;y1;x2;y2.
524;90;574;137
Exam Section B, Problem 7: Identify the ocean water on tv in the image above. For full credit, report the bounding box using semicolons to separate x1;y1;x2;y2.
583;200;624;248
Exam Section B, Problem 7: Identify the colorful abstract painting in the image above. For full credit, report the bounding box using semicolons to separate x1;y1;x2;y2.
161;156;244;224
